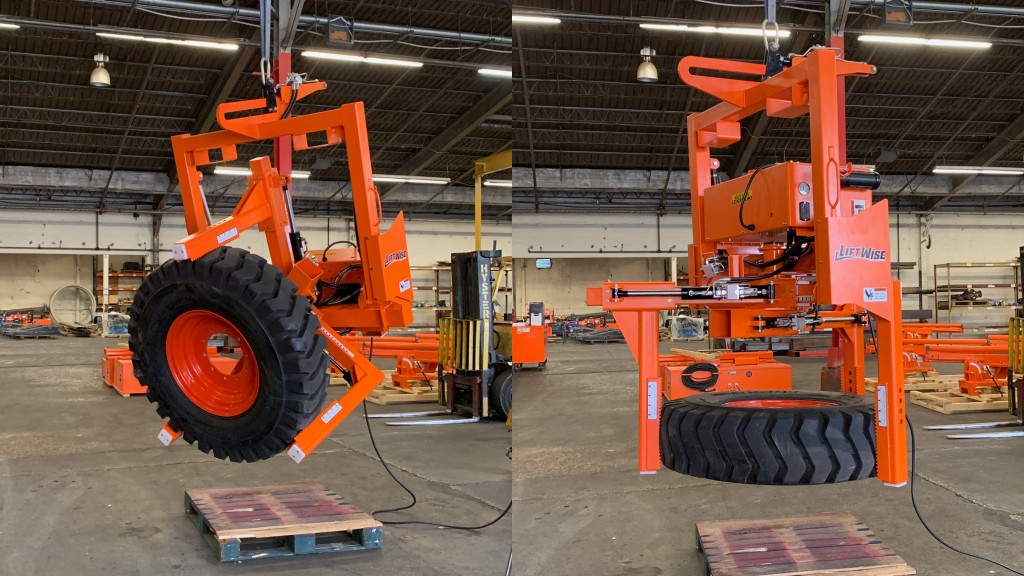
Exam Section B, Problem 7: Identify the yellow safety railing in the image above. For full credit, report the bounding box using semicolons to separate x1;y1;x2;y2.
1010;317;1024;372
438;317;491;372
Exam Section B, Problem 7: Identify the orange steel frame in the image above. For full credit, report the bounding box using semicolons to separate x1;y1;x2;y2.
920;337;1010;395
339;334;440;389
868;323;963;375
161;82;414;463
586;49;908;486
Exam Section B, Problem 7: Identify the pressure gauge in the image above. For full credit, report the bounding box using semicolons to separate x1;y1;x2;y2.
798;182;811;196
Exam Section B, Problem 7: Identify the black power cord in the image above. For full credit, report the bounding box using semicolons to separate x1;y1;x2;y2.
906;415;1024;575
681;362;719;391
357;337;513;531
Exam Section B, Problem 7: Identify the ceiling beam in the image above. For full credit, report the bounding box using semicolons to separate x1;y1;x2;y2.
191;31;260;136
379;83;511;199
922;109;1024;212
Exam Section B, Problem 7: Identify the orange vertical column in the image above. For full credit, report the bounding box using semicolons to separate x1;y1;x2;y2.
874;280;908;486
637;310;662;474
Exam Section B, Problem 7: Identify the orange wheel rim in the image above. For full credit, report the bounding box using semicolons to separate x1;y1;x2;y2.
723;399;837;409
166;310;259;417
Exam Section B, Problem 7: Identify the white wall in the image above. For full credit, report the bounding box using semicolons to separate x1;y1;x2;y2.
157;214;511;266
511;212;1024;319
0;254;93;310
0;208;510;309
513;257;665;315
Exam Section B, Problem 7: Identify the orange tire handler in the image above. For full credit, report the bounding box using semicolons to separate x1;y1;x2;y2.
588;48;907;487
129;80;414;463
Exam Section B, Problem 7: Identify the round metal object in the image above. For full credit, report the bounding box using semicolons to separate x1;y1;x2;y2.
165;309;259;417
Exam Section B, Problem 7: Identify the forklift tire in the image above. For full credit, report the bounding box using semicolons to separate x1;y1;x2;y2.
129;246;329;463
660;391;876;485
490;366;513;420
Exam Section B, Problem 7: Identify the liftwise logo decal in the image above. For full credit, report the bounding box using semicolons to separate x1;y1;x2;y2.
834;245;886;262
384;250;408;267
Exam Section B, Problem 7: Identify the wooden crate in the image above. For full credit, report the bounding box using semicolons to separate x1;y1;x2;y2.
909;389;1009;414
185;482;382;563
696;512;915;576
865;373;958;394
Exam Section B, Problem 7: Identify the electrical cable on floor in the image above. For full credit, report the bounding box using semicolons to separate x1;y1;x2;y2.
906;414;1024;575
355;337;513;531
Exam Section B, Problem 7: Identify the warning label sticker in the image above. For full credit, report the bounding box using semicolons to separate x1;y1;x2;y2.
863;287;888;303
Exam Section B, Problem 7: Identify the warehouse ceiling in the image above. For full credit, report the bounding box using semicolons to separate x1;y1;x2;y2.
0;0;512;219
513;0;1024;214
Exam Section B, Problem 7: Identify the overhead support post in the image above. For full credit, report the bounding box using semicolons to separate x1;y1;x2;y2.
473;150;512;250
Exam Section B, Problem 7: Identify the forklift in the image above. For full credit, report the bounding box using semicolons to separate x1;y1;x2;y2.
438;250;513;421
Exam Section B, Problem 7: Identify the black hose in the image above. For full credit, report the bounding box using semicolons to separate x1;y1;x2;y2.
907;415;1024;575
738;164;772;232
322;240;358;261
682;362;719;391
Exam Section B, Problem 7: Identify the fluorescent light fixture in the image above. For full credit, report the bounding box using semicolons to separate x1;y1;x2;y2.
214;167;311;179
479;68;513;78
858;34;991;49
639;23;790;38
512;14;561;25
303;50;423;68
0;23;21;30
97;31;237;50
933;166;1024;176
372;174;451;185
301;51;363;63
483;179;513;188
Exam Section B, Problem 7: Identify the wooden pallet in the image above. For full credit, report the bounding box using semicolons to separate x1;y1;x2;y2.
909;389;1009;414
367;382;438;405
696;513;915;576
865;373;958;393
185;482;382;563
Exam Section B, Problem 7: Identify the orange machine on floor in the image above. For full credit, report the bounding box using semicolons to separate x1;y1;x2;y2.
102;348;147;397
867;322;964;376
920;335;1009;395
659;350;790;400
587;48;907;487
339;334;439;389
512;302;547;369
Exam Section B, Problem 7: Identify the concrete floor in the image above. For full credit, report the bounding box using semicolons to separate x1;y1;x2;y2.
0;337;510;576
514;340;1024;576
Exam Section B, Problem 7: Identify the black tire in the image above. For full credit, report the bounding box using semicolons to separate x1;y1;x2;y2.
489;365;512;420
129;247;329;462
660;391;876;485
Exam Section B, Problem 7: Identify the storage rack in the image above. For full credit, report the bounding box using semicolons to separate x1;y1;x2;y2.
404;265;452;332
933;261;1021;334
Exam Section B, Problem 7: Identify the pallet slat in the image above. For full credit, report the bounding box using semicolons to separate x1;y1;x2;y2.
908;389;1009;414
185;482;383;562
865;373;958;394
697;513;914;576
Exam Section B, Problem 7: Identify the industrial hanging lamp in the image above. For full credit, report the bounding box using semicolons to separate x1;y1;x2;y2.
90;52;110;87
637;46;658;83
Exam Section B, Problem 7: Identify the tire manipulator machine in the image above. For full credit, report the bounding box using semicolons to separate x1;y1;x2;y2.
130;79;416;464
587;47;908;487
